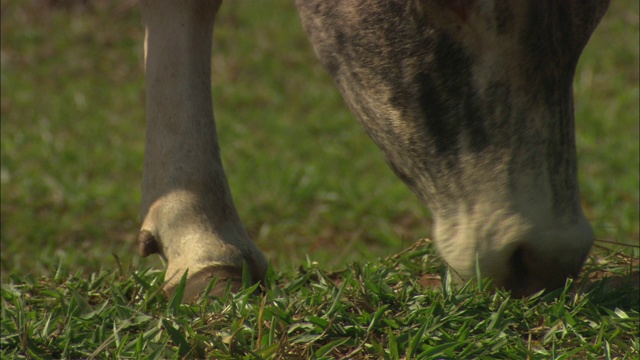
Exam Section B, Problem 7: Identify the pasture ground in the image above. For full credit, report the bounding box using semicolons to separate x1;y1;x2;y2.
1;1;638;358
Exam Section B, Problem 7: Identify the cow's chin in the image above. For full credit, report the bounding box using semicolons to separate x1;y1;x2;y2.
433;207;594;297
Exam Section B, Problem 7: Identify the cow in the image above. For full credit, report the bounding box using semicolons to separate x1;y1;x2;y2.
137;0;610;300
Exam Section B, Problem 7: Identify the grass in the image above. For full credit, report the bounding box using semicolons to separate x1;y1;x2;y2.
0;1;638;358
2;243;638;359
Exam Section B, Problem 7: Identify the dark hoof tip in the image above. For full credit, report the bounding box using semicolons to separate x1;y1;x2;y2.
137;230;160;257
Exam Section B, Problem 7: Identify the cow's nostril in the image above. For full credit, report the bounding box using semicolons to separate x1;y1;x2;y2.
509;246;529;281
505;245;534;296
503;244;580;297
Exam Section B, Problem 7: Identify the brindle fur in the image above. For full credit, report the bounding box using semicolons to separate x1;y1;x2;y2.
139;0;609;300
296;0;609;295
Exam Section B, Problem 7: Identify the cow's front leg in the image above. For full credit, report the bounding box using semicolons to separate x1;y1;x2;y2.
139;0;267;301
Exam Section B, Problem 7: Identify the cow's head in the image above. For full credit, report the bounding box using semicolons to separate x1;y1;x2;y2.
298;0;610;295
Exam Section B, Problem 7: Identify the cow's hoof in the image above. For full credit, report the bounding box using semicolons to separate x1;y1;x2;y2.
163;265;249;302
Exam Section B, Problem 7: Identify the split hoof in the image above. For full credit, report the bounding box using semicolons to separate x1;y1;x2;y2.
163;265;250;302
